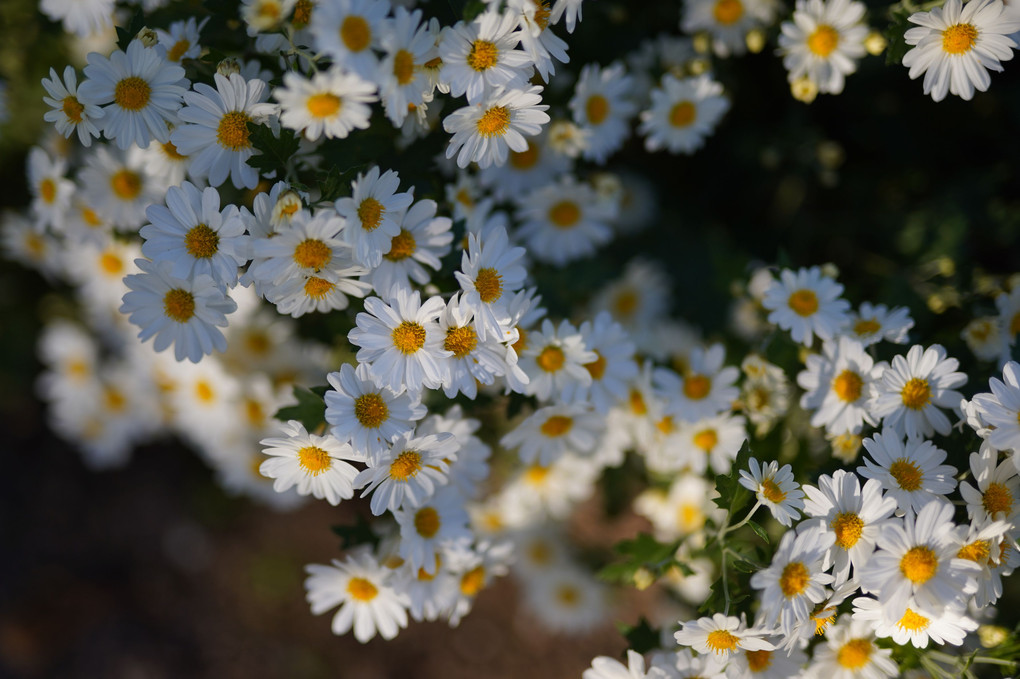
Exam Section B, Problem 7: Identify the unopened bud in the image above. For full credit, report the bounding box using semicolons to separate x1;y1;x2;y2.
978;625;1009;648
791;76;818;103
271;190;303;227
217;58;241;77
633;567;655;590
136;27;158;47
746;28;766;54
864;31;887;56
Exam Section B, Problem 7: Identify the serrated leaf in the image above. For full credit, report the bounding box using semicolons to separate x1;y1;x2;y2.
246;122;300;174
317;165;353;203
116;10;146;52
712;439;753;514
331;515;379;550
616;617;661;655
274;386;327;431
599;533;682;585
885;9;913;65
748;519;769;543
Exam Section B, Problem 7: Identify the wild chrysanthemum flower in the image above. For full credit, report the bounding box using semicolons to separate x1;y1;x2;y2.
852;596;978;648
27;147;74;232
354;431;457;515
171;72;277;189
311;0;390;80
751;524;835;636
762;266;850;346
972;360;1020;454
902;0;1019;102
797;336;885;435
367;198;453;297
376;7;436;127
639;74;730;155
438;11;534;104
78;144;168;230
739;458;806;526
444;85;551;169
571;311;638;413
393;487;472;574
674;614;775;658
958;447;1020;524
455;226;527;342
519;318;597;403
335;166;414;269
515;176;615;266
778;0;869;95
79;40;187;150
42;66;104;147
274;67;377;141
653;343;740;422
259;419;361;505
808;616;897;679
120;258;238;363
857;430;957;512
681;0;779;56
634;473;721;539
156;17;208;63
500;403;603;466
436;293;511;398
867;343;967;440
844;301;914;346
671;412;748;475
569;62;637;164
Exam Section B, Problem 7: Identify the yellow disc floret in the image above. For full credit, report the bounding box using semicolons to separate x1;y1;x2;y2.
899;545;938;584
900;377;931;410
389;450;423;481
414;506;441;538
297;445;332;474
110;169;142;200
831;512;864;550
548;201;581;228
540;415;573;437
684;374;712;400
807;25;840;57
304;277;335;299
669;101;696;128
474;267;503;303
586;95;610;125
832;369;863;402
347;576;378;601
713;0;744;24
705;629;739;653
942;23;978;54
114;76;151;111
477;106;511;137
293;238;332;270
536;345;566;372
836;638;872;669
184;224;219;259
357;196;385;231
340;15;371;52
306;92;341;118
445;325;478;358
163;288;196;322
354;393;389;428
982;482;1013;517
889;458;923;491
779;561;810;597
788;289;819;316
467;40;499;71
216;111;252;150
760;478;786;503
391;320;427;354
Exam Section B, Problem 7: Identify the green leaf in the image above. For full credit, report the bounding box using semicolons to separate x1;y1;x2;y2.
317;165;355;203
597;533;682;585
274;386;327;431
331;514;379;550
885;8;913;66
748;519;769;543
246;122;300;174
731;559;758;573
115;10;146;52
616;617;662;655
712;439;753;514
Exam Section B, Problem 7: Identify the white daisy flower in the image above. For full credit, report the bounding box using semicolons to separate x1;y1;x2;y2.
653;343;740;423
258;419;361;505
751;524;835;636
79;40;187;150
953;517;1014;607
857;430;957;513
650;648;726;679
393;487;472;575
844;301;914;346
335;166;414;269
311;0;390;80
500;403;603;466
355;431;457;515
972;360;1020;453
455;226;527;343
807;616;898;679
671;412;748;475
724;640;807;679
156;16;208;63
681;0;779;56
171;72;277;189
377;7;436;127
778;0;869;95
242;0;296;33
569;62;637;164
962;315;1005;361
444;85;551;169
39;0;113;37
590;258;672;334
639;74;730;155
265;269;372;317
802;469;898;581
437;293;511;398
519;318;597;403
499;452;601;524
348;287;450;395
584;650;666;679
851;596;978;648
508;0;570;82
856;499;979;619
438;11;534;104
120;258;238;363
867;343;967;440
274;67;377;141
674;614;774;658
139;181;249;286
797;336;885;435
902;0;1019;102
762;266;851;346
958;447;1020;524
27;147;74;232
304;550;411;642
634;473;723;539
248;209;357;288
739;458;806;527
477;131;572;201
78;144;168;230
367;198;453;297
324;362;426;461
571;311;638;414
522;563;609;635
42;65;104;147
515;176;615;266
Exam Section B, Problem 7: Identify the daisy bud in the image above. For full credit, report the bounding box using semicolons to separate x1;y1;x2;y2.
864;31;887;55
745;28;766;54
790;75;818;103
979;625;1009;647
632;567;655;590
136;27;158;47
688;58;711;75
693;31;712;54
217;58;241;77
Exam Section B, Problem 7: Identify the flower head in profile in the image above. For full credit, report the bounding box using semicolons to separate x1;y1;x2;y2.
674;613;774;658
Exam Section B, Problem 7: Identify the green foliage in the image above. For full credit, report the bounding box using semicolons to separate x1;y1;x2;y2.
246;122;301;175
331;514;380;551
115;9;146;51
884;6;913;66
598;532;690;586
616;617;662;655
712;439;753;515
274;386;327;431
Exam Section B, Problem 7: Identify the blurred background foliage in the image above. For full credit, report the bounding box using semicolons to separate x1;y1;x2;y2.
1;0;1019;675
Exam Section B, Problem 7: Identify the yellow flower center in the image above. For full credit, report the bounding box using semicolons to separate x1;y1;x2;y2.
788;289;819;316
306;92;341;118
810;604;837;635
746;649;772;672
292;0;313;28
898;608;930;632
167;39;191;62
613;289;638;317
536;345;566;372
163;288;195;322
525;464;549;484
393;49;415;85
184;223;219;259
195;381;214;402
669;101;696;128
244;398;264;425
475;267;503;303
889;458;923;491
942;23;978;54
391;320;427;354
693;428;718;452
297;445;332;474
807;25;840;57
555;584;580;606
957;539;991;563
110;169;142;200
678;503;704;532
683;374;712;400
629;389;647;415
761;478;786;503
982;482;1013;517
293;238;332;270
414;506;441;538
831;512;864;550
467;40;499;71
899;545;938;584
304;277;334;299
532;0;551;29
346;577;378;601
82;207;103;227
900;377;931;410
100;252;123;275
854;318;881;337
389;450;423;481
713;0;744;24
586;94;610;125
357;197;385;231
340;15;371;52
779;561;810;597
540;415;573;437
62;96;85;123
832;369;863;403
162;141;187;160
705;629;739;653
836;638;872;669
216;111;252;150
477;106;511;137
445;325;478;358
527;541;553;565
103;386;126;412
354;392;389;428
548;201;581;228
656;415;675;435
509;142;540;169
114;76;151;111
460;565;486;595
584;351;607;380
40;178;57;204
